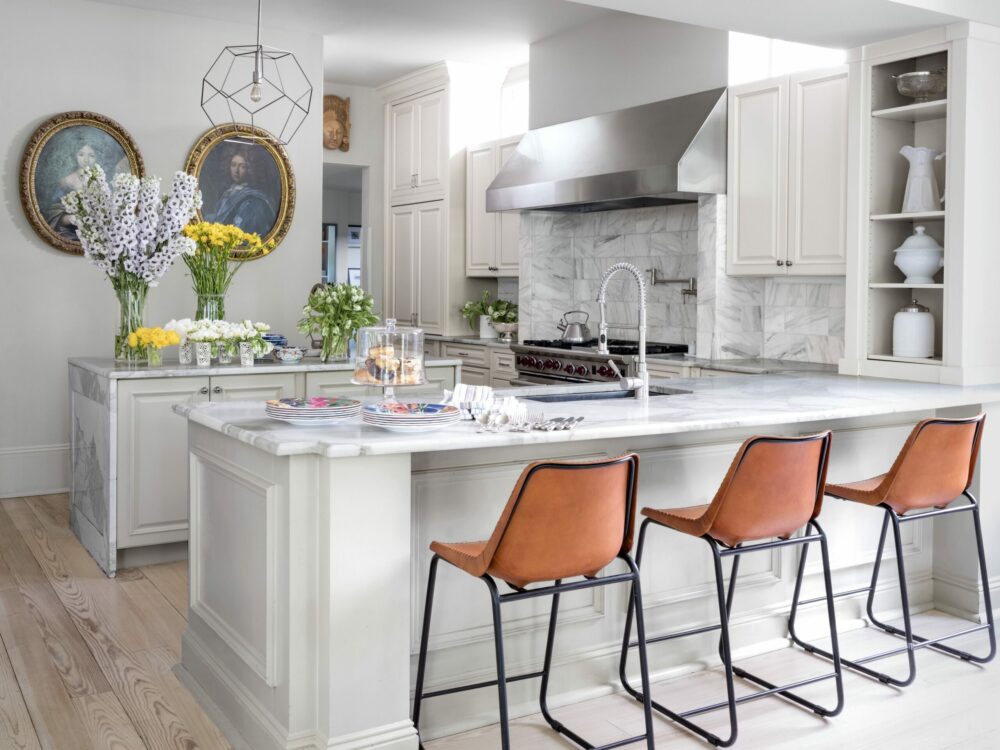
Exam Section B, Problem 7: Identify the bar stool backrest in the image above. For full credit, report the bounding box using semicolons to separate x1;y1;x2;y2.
704;433;832;547
487;454;640;587
882;416;984;511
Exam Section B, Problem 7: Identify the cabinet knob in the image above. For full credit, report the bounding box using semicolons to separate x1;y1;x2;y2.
786;260;794;267
199;387;209;395
212;386;223;394
776;259;785;266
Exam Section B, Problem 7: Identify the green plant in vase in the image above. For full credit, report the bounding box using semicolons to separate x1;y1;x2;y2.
182;221;274;320
460;291;518;337
298;283;379;362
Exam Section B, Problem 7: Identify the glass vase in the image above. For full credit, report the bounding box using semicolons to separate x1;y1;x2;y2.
320;333;350;363
194;342;213;367
147;349;162;367
178;342;193;365
114;284;148;363
239;342;255;367
196;293;225;321
218;345;233;365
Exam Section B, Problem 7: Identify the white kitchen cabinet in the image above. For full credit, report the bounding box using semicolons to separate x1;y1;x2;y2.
116;373;297;552
389;88;446;205
117;377;209;551
466;135;522;277
727;67;848;276
458;365;490;386
70;359;462;575
646;360;696;380
490;350;516;386
381;63;502;336
390;202;446;333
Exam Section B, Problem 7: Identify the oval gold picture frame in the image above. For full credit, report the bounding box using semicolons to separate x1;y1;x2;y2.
185;124;295;257
19;111;144;255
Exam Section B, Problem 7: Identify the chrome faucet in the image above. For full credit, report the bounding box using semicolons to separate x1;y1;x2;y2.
596;262;649;401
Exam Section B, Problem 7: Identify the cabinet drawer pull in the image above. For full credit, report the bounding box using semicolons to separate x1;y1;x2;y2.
785;260;794;267
777;259;785;266
199;387;209;395
212;386;223;394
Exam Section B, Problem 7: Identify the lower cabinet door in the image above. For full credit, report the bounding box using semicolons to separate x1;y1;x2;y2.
117;377;210;549
209;372;298;401
458;365;490;386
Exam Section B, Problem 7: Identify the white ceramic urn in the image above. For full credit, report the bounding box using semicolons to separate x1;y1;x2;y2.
893;225;944;284
892;299;935;358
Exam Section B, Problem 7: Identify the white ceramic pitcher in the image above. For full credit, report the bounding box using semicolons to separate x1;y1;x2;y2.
899;146;944;213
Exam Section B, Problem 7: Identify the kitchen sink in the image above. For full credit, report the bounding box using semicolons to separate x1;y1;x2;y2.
522;385;690;403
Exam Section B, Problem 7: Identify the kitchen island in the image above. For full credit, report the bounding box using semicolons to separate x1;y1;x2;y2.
173;374;1000;750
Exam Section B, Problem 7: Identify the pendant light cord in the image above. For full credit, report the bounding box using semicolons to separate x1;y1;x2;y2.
256;0;262;49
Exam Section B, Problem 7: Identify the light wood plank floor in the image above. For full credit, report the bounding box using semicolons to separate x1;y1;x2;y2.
0;494;230;750
2;494;998;749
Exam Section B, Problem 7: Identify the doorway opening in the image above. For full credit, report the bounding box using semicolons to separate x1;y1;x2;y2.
321;163;365;287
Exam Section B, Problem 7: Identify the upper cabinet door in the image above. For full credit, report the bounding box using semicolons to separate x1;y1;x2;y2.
389;205;417;325
389;100;417;204
466;143;497;276
495;136;522;276
787;67;849;275
727;77;789;275
413;90;447;201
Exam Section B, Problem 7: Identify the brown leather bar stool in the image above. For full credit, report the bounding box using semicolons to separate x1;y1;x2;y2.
789;415;996;687
619;433;843;748
412;454;655;750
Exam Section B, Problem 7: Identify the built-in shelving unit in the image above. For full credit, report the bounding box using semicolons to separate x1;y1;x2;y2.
861;46;948;379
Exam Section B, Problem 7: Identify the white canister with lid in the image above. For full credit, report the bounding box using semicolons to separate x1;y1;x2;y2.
893;225;944;284
892;299;935;358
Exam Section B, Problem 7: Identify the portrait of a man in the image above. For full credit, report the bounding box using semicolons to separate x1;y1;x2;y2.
201;143;281;237
186;124;295;252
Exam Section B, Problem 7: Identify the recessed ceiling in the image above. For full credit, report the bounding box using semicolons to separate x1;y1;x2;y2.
566;0;963;47
87;0;610;87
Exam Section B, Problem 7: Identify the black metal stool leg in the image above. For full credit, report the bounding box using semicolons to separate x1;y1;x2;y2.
710;540;739;747
484;577;512;750
718;549;741;663
538;583;563;734
626;557;657;750
815;522;845;715
413;555;440;742
970;497;998;662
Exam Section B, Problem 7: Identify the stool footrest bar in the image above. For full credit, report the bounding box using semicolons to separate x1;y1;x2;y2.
798;585;872;606
421;670;544;699
677;671;839;719
628;621;722;649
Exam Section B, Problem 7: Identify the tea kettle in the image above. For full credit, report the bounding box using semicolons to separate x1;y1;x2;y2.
557;311;592;343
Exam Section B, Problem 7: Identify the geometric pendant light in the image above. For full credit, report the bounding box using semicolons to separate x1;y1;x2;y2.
201;0;313;145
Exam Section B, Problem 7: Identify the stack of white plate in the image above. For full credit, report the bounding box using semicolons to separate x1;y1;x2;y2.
265;397;361;426
362;403;462;433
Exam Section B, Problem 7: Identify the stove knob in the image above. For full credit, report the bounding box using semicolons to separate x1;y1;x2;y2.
575;365;587;376
545;359;557;370
597;366;610;377
563;363;574;374
516;356;525;366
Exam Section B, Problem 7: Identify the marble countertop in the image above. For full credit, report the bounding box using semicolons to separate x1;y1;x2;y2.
70;356;463;379
427;334;512;350
173;373;1000;459
646;354;837;374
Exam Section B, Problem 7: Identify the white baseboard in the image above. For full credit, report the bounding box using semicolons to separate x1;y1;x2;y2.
0;443;69;498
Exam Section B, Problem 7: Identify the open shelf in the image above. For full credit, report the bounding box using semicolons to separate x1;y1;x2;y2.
868;353;943;366
872;99;947;122
869;282;944;290
871;210;946;221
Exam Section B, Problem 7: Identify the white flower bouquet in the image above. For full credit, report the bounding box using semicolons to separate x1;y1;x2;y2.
62;165;201;361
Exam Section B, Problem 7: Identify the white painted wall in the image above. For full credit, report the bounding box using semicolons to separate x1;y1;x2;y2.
0;0;322;497
321;189;363;284
529;13;728;127
322;81;385;312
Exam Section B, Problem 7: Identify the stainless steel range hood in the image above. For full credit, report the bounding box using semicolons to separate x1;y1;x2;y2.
486;87;727;213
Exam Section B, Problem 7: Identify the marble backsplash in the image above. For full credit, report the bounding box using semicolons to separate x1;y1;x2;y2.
518;205;700;345
517;198;846;364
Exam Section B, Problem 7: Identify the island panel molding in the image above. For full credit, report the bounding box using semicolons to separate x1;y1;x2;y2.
19;110;144;255
185;123;295;251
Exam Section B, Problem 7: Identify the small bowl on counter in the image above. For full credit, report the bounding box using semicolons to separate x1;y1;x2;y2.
272;346;305;365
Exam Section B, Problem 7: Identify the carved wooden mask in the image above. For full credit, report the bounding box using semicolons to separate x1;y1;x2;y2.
323;95;351;152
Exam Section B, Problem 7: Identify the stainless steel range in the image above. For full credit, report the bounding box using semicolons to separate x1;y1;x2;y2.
510;339;689;386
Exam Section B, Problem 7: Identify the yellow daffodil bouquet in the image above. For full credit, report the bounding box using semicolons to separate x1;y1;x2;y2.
127;327;181;367
181;222;275;320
